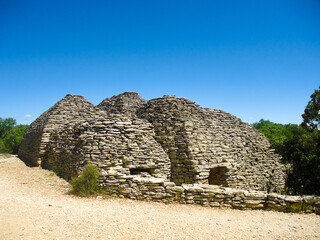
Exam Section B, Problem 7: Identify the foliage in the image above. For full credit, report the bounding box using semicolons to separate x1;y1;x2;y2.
254;119;320;195
70;163;101;196
288;202;312;213
253;87;320;195
0;117;28;154
252;119;299;153
0;117;16;137
301;86;320;131
281;127;320;195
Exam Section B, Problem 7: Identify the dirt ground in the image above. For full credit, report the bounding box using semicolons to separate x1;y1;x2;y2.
0;155;319;240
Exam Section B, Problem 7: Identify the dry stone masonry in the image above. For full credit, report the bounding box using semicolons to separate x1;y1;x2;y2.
136;95;285;192
19;94;105;166
98;92;147;116
18;92;320;214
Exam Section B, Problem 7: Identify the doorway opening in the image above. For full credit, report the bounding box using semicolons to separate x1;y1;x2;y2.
208;166;228;186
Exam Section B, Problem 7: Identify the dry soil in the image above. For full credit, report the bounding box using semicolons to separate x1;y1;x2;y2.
0;155;319;240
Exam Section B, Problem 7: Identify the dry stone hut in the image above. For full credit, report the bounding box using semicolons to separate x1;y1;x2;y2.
137;95;286;192
19;92;286;193
18;94;104;167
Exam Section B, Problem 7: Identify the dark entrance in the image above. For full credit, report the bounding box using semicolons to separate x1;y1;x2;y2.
208;166;228;186
129;168;154;175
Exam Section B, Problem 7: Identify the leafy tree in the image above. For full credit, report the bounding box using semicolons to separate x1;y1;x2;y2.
0;117;16;138
280;126;320;195
253;86;320;195
0;117;28;154
2;124;29;154
254;119;320;195
252;119;298;153
301;86;320;131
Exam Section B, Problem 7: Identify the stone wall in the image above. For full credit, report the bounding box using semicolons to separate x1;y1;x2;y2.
41;115;171;180
98;174;320;214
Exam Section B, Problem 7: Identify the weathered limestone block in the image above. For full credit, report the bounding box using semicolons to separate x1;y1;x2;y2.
244;191;267;200
182;184;204;193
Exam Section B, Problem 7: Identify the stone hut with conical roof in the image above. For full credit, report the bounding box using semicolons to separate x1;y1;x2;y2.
18;92;287;193
18;94;103;166
137;95;285;192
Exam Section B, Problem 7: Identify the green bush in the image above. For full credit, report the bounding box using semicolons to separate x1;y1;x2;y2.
281;128;320;195
252;119;299;153
0;117;28;154
253;119;320;195
70;163;100;196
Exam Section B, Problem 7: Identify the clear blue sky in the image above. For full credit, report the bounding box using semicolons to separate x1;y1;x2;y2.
1;0;319;125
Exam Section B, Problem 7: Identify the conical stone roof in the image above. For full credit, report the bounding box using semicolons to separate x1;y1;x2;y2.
98;92;147;116
18;94;104;166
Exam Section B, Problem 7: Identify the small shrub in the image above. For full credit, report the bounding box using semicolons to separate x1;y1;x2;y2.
288;202;313;213
288;203;303;213
49;172;57;177
70;163;100;196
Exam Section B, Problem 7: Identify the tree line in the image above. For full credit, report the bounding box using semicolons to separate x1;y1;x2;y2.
0;117;28;154
253;86;320;195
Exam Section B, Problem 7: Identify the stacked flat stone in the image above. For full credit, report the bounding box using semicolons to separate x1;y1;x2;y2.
137;95;286;192
42;115;171;180
98;92;147;116
19;92;285;192
19;94;105;166
97;176;320;214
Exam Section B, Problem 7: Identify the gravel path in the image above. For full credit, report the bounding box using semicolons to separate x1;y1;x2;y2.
0;156;319;240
